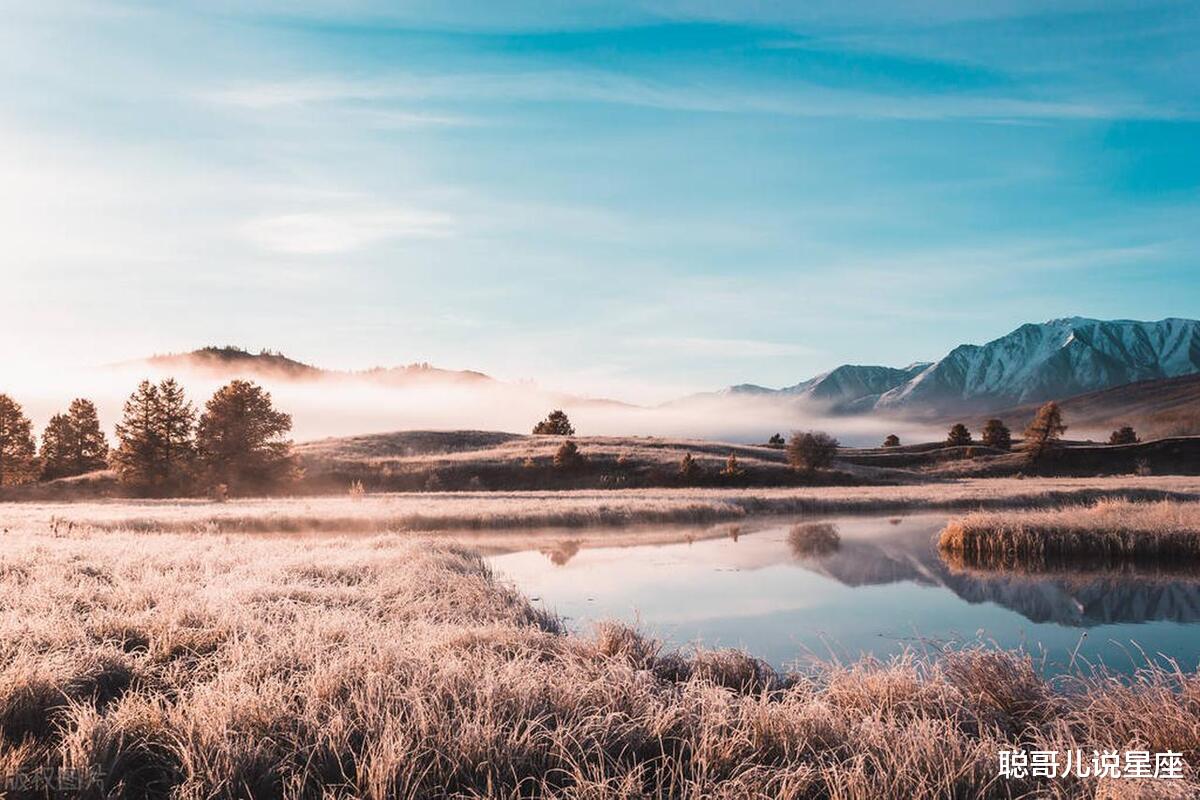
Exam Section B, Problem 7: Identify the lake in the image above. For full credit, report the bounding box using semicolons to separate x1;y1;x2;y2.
481;513;1200;674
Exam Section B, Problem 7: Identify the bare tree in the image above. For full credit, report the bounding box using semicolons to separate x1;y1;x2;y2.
787;431;839;473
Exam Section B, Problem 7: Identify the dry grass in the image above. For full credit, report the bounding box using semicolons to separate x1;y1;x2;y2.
0;516;1199;797
940;499;1200;567
4;475;1200;535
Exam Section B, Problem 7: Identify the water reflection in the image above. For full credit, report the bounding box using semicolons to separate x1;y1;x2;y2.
483;514;1200;671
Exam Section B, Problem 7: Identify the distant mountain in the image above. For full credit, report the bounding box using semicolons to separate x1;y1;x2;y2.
713;318;1200;418
142;346;495;385
875;317;1200;416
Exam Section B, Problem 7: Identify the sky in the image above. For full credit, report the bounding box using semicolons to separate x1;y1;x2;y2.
2;0;1199;403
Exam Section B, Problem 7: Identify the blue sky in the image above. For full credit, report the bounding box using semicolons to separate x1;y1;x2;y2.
2;0;1198;401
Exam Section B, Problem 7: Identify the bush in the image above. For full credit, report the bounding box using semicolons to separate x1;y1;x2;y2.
678;452;700;483
532;410;574;436
787;431;839;473
553;440;584;470
1109;425;1140;445
720;452;744;478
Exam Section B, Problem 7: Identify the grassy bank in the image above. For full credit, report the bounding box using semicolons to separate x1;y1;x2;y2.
940;499;1200;567
4;476;1200;535
1;521;1198;798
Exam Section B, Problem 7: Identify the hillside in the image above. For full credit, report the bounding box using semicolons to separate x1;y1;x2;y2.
970;373;1200;439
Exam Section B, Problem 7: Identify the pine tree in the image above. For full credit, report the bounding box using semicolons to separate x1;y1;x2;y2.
157;378;197;490
1023;401;1068;463
767;433;785;448
533;410;575;435
197;380;295;492
883;434;901;448
66;398;109;475
981;419;1012;451
113;380;165;490
39;414;76;480
946;424;973;447
0;394;37;486
553;439;584;469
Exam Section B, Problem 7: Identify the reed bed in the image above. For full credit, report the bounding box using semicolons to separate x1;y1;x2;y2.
940;499;1200;566
0;518;1198;797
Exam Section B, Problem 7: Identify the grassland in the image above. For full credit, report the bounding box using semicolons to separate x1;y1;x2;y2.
2;517;1199;798
940;499;1200;568
4;475;1197;536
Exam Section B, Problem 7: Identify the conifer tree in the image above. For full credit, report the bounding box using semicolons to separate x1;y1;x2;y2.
0;394;37;486
981;419;1012;451
946;423;973;447
1023;401;1068;463
197;380;295;492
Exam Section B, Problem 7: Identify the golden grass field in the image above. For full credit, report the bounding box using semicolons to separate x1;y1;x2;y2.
941;499;1200;569
2;485;1200;797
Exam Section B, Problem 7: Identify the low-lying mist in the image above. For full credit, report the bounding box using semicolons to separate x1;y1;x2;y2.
5;362;942;448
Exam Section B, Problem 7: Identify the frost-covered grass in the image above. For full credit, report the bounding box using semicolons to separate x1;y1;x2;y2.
4;476;1199;534
2;520;1199;798
940;499;1200;567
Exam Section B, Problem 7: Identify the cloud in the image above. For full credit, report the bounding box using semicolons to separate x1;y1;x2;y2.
242;209;454;254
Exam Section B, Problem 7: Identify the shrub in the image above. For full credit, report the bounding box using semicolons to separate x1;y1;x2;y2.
553;440;584;470
720;452;744;478
678;452;700;482
787;431;839;473
532;410;574;436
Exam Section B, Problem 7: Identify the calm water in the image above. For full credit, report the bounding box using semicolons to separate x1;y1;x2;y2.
483;514;1200;674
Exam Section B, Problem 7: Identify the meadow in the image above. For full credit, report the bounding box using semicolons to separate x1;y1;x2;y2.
2;515;1199;799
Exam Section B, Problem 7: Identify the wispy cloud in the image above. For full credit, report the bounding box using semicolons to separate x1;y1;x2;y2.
242;209;454;254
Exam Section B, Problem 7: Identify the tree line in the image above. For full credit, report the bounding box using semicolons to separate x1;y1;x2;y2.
0;379;295;495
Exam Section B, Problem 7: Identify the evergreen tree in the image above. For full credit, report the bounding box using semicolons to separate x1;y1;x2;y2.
981;419;1012;451
197;380;295;492
66;398;109;475
767;433;785;448
946;423;973;447
553;439;584;469
157;378;197;488
39;414;76;480
1023;401;1068;463
113;380;165;490
721;452;744;477
0;394;37;486
533;410;575;435
40;399;109;480
1109;425;1140;445
883;434;901;448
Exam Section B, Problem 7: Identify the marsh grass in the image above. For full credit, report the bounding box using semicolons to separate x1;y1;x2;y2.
940;499;1200;566
0;517;1199;797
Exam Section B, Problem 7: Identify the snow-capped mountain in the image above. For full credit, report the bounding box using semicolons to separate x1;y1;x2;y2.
717;317;1200;417
875;317;1200;415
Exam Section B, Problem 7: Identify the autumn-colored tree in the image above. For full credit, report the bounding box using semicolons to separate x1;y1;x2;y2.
981;419;1012;451
1023;401;1068;463
1109;425;1140;446
197;380;296;493
0;394;37;486
113;379;196;493
553;439;584;469
787;431;839;473
533;410;575;436
946;424;973;447
40;399;108;480
721;452;744;477
883;434;901;448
